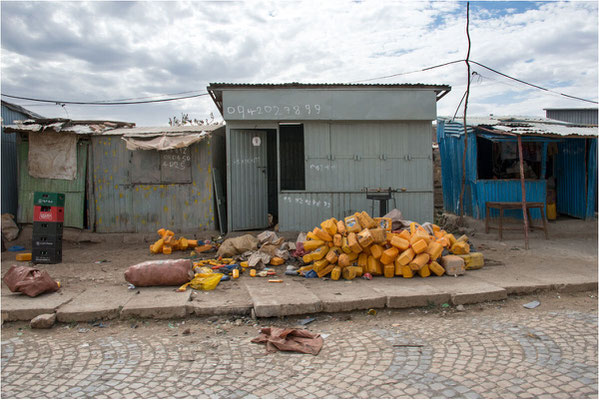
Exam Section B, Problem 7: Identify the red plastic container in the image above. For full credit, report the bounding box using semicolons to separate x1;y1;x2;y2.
33;206;64;222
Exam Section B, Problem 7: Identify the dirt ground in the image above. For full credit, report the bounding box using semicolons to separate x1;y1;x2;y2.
1;215;597;294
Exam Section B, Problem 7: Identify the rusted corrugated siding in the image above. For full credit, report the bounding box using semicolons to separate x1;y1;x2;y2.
92;135;215;233
16;137;88;228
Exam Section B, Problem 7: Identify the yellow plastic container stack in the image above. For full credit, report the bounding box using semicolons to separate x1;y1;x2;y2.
299;210;482;280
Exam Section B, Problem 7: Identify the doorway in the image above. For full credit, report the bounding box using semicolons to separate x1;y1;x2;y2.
229;129;278;231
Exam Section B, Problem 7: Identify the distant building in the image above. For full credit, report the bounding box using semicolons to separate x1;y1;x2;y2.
544;108;598;125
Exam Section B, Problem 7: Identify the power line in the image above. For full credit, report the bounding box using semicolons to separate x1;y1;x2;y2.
91;89;208;103
0;92;210;105
349;59;464;83
469;60;598;104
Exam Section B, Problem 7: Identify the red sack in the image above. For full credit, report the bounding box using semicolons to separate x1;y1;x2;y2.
3;265;60;297
124;259;192;287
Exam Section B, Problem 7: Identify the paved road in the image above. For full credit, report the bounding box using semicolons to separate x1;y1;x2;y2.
2;297;597;399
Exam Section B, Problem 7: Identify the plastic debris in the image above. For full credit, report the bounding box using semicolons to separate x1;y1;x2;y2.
127;283;136;290
304;270;318;278
8;246;25;252
297;317;316;326
177;272;223;292
523;300;540;309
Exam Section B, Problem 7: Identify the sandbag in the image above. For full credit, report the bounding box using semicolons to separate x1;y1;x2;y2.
124;259;192;287
3;265;59;297
216;234;259;258
1;213;19;241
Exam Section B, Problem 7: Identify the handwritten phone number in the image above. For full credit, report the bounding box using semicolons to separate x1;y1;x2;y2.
226;104;321;118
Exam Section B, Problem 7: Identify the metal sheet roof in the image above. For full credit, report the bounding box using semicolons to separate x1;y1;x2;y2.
106;123;225;137
4;118;135;135
1;100;44;119
208;82;451;90
438;116;598;137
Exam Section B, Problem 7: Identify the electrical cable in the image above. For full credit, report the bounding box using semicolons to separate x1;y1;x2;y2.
91;89;208;103
349;59;464;83
469;60;598;104
0;92;210;105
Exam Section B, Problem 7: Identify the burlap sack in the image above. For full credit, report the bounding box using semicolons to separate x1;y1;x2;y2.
124;259;193;287
216;234;259;258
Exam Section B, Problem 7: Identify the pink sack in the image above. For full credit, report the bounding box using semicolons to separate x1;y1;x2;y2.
3;265;60;297
124;259;192;287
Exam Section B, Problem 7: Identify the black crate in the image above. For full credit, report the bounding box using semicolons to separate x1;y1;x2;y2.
33;221;63;236
32;234;63;250
32;247;62;264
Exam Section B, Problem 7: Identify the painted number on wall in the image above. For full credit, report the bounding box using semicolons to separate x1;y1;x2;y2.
162;148;191;171
226;104;321;119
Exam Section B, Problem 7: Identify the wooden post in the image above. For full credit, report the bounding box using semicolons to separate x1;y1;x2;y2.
518;135;530;250
459;1;471;218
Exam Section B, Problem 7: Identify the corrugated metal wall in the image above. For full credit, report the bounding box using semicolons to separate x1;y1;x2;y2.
91;135;216;233
279;121;434;231
1;105;27;215
17;136;88;228
545;109;598;125
556;138;588;219
586;138;597;219
474;180;546;220
436;120;477;216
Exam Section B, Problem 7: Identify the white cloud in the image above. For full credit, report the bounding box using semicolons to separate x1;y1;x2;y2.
1;0;596;125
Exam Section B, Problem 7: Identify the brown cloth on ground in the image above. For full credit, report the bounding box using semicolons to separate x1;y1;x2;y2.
251;327;324;355
3;265;60;297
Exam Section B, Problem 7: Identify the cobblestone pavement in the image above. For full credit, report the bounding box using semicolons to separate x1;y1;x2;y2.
1;300;597;398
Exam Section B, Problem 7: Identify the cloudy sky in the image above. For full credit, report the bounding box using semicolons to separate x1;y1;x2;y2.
1;1;597;126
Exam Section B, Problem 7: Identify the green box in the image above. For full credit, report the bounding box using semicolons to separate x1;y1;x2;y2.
34;192;65;207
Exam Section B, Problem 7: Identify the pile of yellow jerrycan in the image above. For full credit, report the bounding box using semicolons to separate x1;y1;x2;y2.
300;211;484;280
149;229;200;255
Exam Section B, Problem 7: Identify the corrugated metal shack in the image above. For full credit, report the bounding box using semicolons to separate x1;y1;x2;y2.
207;83;451;232
90;124;225;233
437;116;598;220
544;108;598;125
1;101;44;215
4;119;135;228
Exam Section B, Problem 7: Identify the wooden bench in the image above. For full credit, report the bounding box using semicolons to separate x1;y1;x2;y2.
485;201;549;241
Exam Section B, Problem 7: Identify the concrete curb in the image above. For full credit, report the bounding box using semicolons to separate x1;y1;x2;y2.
2;278;597;323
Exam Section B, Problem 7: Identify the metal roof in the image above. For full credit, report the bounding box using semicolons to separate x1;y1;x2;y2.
438;115;598;137
106;122;225;137
208;82;451;90
3;118;135;135
1;100;44;119
208;82;452;114
543;108;598;111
